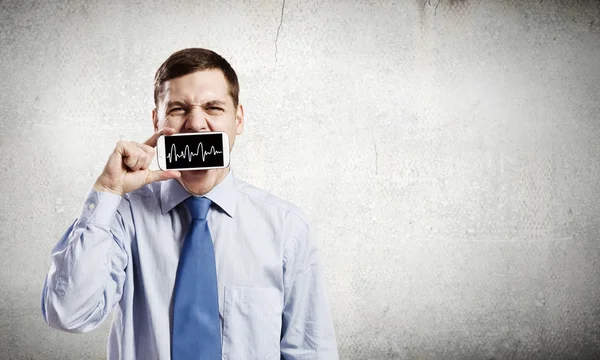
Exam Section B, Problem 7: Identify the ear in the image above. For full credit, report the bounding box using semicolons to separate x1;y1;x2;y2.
152;108;158;132
235;104;245;135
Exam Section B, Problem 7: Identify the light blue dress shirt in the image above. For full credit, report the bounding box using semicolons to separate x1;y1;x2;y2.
41;170;339;360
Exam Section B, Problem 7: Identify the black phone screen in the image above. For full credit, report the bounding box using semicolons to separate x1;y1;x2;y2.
164;133;225;169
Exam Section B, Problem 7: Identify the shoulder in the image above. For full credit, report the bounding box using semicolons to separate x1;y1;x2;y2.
233;176;310;229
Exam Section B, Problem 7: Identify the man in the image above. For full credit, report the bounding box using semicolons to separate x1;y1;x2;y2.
41;48;339;360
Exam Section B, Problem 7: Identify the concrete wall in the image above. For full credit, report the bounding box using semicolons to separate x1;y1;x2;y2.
1;0;599;358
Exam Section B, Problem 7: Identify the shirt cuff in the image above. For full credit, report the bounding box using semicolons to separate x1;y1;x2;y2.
76;188;123;226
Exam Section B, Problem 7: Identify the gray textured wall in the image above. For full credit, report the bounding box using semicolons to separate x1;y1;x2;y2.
1;0;599;359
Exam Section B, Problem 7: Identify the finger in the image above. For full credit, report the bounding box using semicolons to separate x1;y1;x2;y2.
140;147;155;170
144;127;177;148
146;169;181;184
125;153;145;171
136;143;155;156
126;149;145;171
118;141;148;171
116;140;141;158
133;143;156;170
106;146;127;173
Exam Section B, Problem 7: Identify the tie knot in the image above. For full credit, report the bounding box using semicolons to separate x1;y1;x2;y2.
185;196;211;220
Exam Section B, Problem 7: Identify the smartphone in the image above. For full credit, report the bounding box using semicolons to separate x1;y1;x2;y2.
156;132;230;171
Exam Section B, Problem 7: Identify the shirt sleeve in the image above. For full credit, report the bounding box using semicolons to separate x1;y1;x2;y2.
280;220;339;360
41;188;129;333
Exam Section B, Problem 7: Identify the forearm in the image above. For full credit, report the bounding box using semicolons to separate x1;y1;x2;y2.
41;189;129;333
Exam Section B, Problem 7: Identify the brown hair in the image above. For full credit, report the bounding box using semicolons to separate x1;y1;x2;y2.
153;48;240;108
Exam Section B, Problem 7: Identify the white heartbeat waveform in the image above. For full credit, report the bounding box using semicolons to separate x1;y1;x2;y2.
166;142;223;163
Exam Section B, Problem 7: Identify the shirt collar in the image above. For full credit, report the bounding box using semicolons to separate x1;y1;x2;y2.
160;170;238;218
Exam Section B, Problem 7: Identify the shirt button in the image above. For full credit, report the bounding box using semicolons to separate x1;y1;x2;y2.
88;203;95;210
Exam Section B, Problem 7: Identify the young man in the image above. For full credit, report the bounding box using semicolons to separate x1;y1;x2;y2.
41;48;339;360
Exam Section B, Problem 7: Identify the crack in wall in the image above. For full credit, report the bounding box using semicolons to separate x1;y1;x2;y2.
274;0;286;62
372;131;378;175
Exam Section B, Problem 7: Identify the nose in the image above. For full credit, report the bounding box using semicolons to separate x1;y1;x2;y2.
184;106;209;132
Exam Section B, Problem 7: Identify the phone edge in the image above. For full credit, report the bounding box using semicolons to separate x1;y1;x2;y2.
221;132;230;168
156;135;166;170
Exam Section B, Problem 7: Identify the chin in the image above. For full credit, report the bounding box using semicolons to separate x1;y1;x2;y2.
178;168;223;195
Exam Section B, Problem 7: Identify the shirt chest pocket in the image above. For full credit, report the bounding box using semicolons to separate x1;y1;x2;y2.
222;286;282;360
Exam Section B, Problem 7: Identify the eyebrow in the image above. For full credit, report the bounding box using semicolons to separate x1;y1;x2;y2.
166;100;227;108
165;101;186;109
204;100;227;107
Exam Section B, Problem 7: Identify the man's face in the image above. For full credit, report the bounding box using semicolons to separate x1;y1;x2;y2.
152;69;244;195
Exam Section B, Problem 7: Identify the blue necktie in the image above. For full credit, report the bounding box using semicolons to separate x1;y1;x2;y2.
172;196;222;360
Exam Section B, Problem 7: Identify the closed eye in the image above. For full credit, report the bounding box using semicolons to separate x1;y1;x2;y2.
168;107;185;113
205;106;225;113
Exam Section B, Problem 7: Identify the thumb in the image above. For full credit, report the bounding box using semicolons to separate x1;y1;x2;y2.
146;169;181;184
